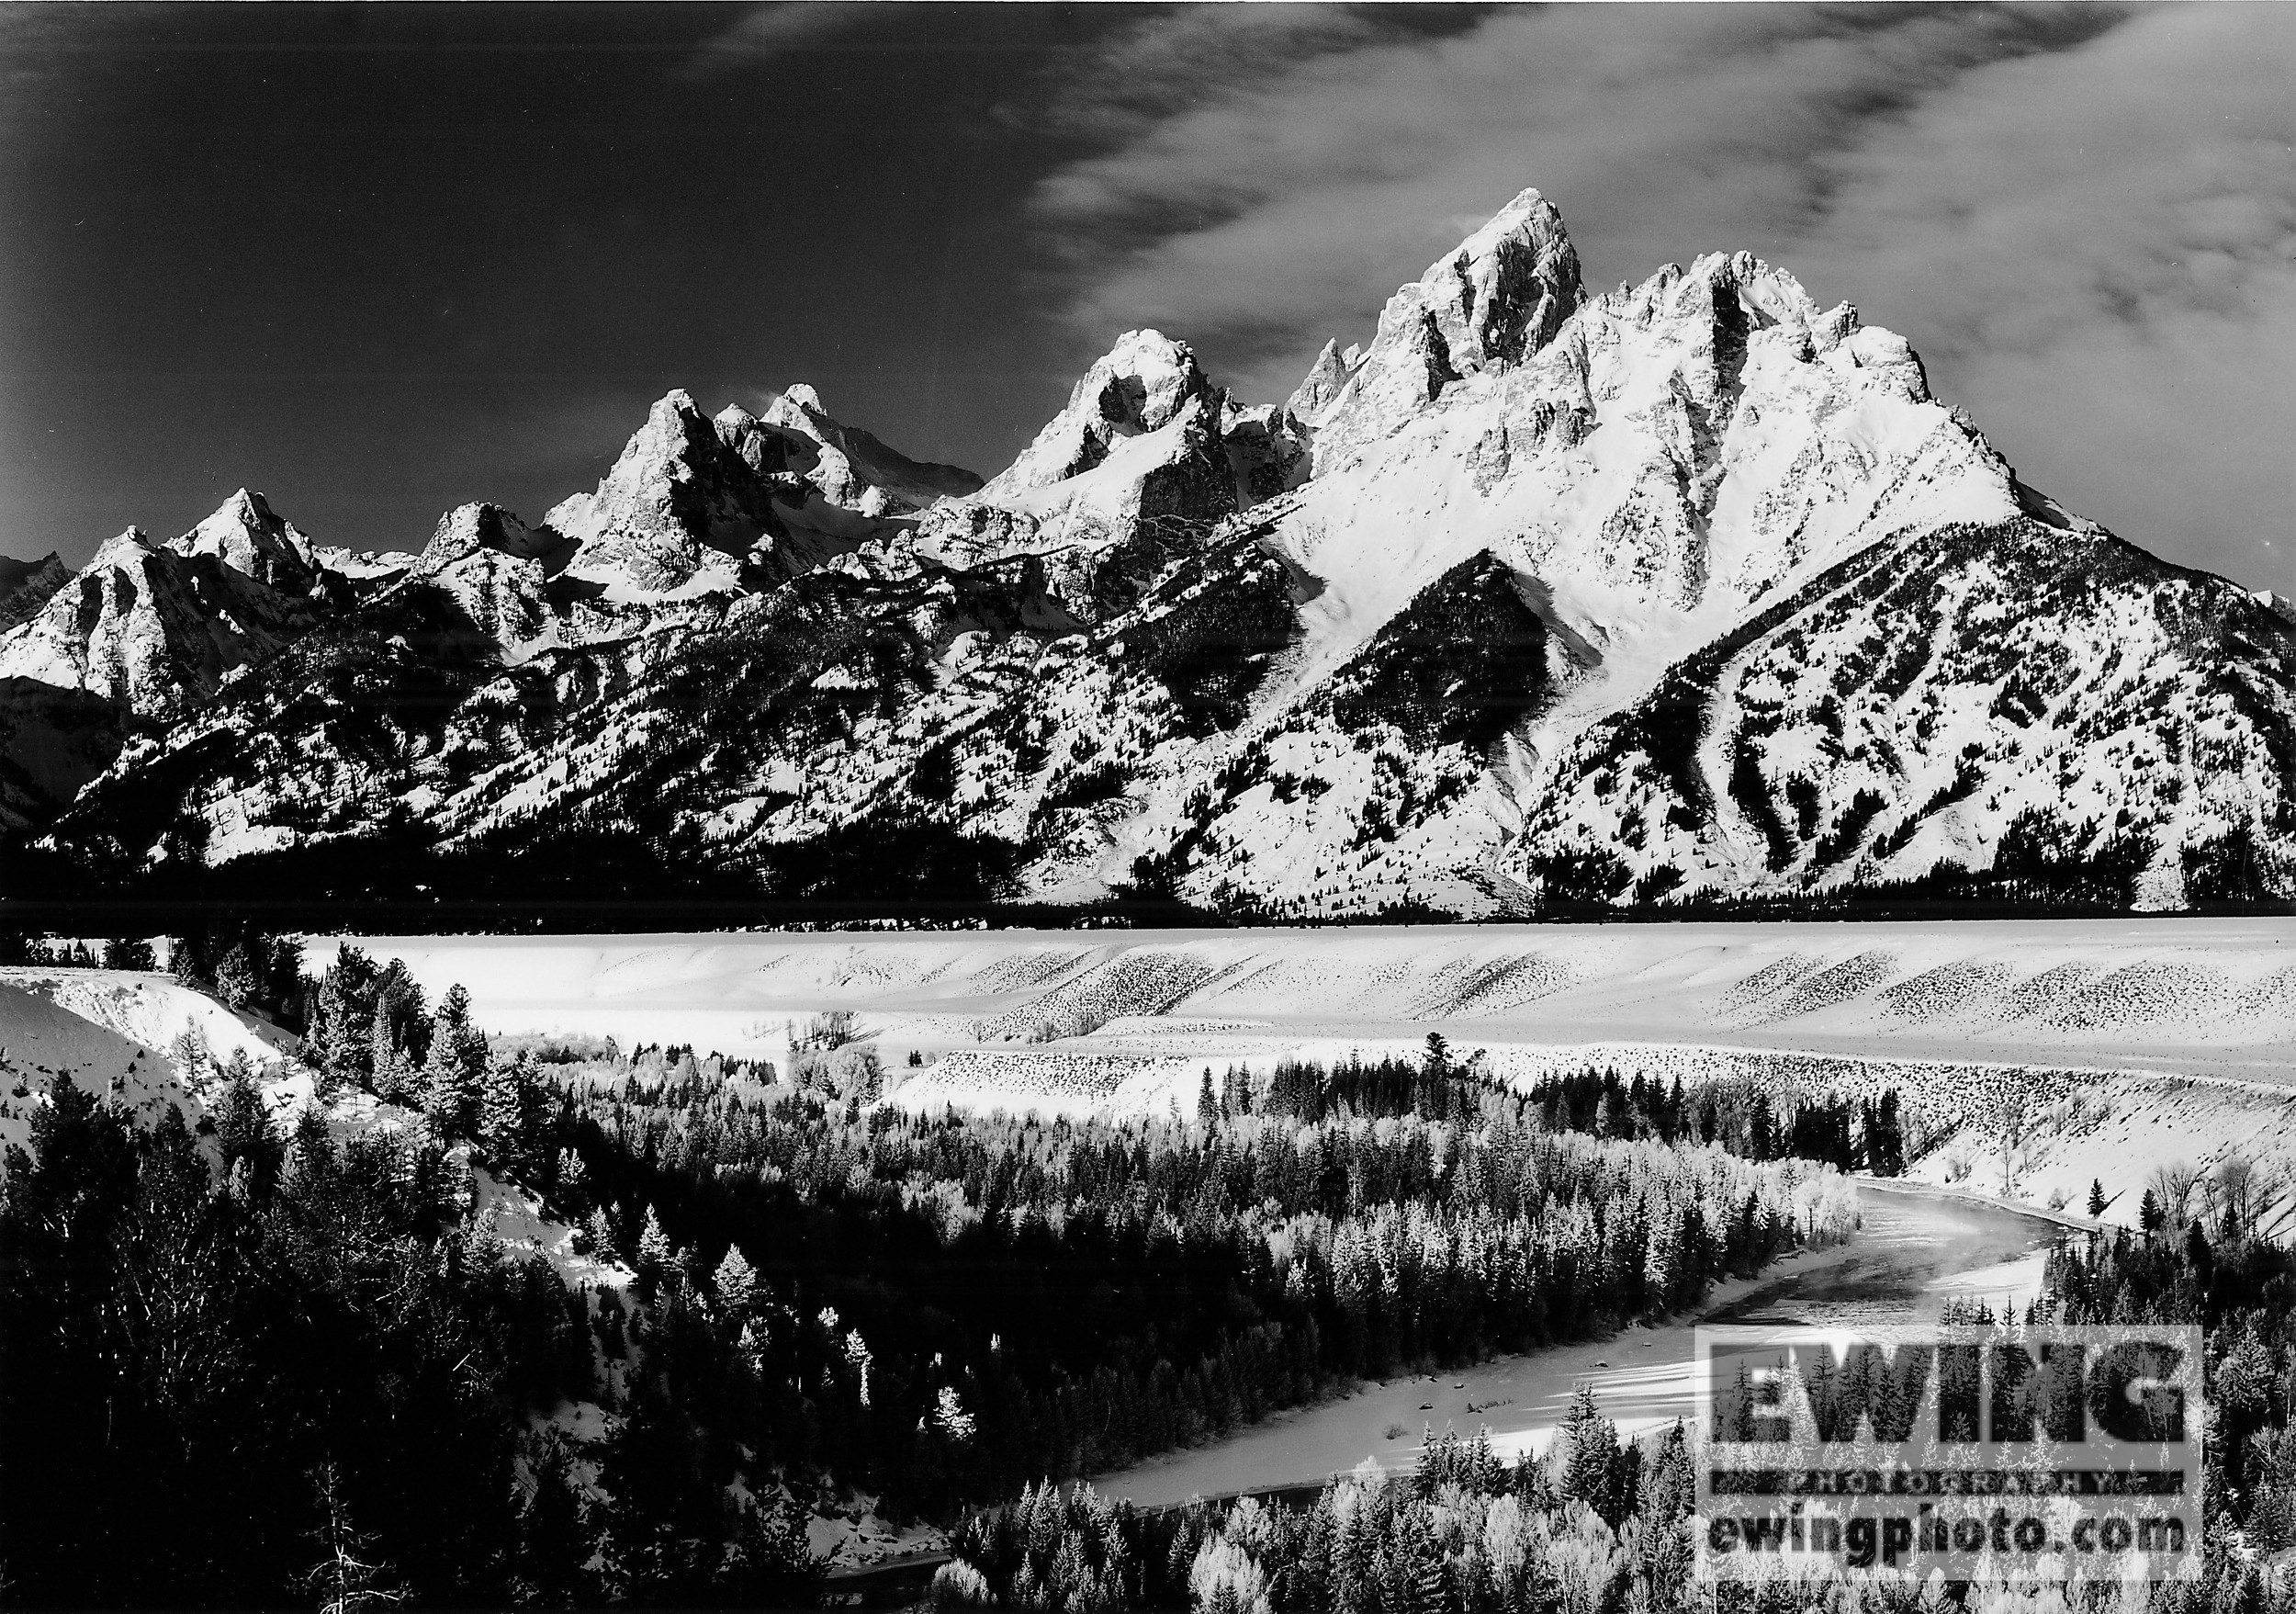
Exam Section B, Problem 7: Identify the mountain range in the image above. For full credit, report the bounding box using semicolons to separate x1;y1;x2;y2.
6;188;2292;921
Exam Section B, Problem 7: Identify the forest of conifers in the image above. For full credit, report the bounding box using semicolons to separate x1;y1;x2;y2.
0;937;2287;1614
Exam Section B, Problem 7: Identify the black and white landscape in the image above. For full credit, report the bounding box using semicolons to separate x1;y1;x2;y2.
6;179;2293;920
3;7;2293;1614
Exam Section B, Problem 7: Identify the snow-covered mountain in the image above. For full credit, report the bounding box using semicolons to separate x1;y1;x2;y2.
7;188;2292;915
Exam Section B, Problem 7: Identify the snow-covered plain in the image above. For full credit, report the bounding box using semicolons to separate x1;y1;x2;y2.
324;918;2294;1079
323;920;2296;1228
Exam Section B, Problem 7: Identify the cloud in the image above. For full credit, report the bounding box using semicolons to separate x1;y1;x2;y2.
1772;5;2296;587
1025;3;2293;588
677;2;920;80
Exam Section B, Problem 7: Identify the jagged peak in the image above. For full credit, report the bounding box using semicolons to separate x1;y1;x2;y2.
1424;186;1581;373
171;486;321;589
575;390;727;500
981;329;1217;496
419;502;557;572
1384;186;1581;378
1060;329;1209;432
89;526;159;565
1282;187;1582;468
1285;338;1354;422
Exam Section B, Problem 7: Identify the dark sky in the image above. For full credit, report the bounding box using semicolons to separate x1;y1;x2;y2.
0;3;1289;560
6;4;2290;590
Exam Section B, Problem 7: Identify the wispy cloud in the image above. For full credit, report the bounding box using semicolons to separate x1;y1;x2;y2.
677;2;921;81
1022;3;2293;589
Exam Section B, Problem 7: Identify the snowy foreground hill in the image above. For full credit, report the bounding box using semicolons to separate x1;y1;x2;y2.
7;189;2293;917
0;965;624;1288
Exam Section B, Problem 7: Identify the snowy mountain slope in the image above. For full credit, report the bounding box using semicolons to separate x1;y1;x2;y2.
0;976;181;1154
9;186;2293;914
0;552;72;633
1514;507;2296;908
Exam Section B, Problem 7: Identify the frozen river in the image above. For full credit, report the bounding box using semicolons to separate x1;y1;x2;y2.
1085;1182;2060;1508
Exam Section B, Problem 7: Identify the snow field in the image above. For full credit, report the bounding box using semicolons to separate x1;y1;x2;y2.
333;919;2296;1078
329;923;2295;1232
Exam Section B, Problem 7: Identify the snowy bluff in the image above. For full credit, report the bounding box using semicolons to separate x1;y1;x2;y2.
4;187;2292;918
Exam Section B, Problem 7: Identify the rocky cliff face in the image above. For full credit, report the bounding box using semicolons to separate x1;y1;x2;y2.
10;187;2292;915
0;522;322;719
0;553;73;633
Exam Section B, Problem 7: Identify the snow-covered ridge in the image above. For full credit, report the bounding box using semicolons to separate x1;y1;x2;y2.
0;965;628;1290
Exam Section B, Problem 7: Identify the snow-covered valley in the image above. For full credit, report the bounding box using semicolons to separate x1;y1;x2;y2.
329;919;2296;1234
7;928;2284;1601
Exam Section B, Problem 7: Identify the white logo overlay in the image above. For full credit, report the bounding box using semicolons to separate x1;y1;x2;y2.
1693;1324;2203;1584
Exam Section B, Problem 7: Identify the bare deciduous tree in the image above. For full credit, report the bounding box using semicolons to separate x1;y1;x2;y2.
2147;1160;2200;1228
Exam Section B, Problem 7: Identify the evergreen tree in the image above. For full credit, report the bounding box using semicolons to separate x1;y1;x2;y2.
1747;1091;1775;1160
513;1437;592;1608
170;1027;210;1085
478;1056;530;1165
1557;1383;1618;1515
1397;1502;1447;1614
369;1010;411;1105
1198;1069;1219;1134
2088;1178;2108;1218
720;1490;822;1608
215;1055;284;1201
636;1206;674;1284
419;999;488;1142
583;1207;617;1261
713;1244;758;1317
102;937;157;971
212;943;263;1010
